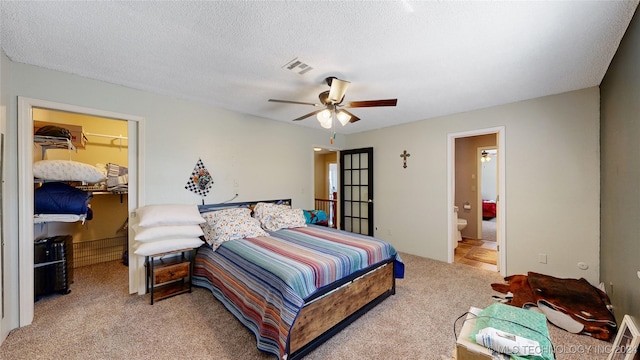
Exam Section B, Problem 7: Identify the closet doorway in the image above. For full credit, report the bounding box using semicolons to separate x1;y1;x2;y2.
17;97;144;327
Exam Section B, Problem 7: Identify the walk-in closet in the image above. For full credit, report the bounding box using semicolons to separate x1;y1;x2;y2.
32;108;129;300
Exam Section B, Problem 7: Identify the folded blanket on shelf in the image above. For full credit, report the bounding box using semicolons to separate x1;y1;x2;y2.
107;163;128;177
105;163;128;192
35;182;92;215
34;213;86;224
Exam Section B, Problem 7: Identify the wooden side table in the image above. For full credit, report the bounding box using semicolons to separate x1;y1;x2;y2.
145;248;194;305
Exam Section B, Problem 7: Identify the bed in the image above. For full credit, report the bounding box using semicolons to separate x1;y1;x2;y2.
482;199;496;220
192;200;404;359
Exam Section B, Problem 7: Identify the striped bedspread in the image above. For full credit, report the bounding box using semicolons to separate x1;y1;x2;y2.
192;225;403;359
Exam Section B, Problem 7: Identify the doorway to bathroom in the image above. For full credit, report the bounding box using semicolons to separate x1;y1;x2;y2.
448;127;505;275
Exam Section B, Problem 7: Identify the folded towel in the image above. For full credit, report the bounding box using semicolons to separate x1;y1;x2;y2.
106;163;120;177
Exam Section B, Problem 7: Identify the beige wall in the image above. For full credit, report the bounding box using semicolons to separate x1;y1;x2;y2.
347;88;601;284
600;8;640;321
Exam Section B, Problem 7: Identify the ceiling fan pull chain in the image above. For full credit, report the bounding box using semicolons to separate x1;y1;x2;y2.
330;113;337;144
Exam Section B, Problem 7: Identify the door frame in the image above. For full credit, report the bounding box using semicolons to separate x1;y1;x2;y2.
447;126;506;275
17;97;145;326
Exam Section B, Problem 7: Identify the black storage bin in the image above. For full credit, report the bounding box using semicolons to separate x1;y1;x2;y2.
34;235;74;299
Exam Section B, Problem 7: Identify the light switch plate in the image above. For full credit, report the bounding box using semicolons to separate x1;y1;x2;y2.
538;254;547;264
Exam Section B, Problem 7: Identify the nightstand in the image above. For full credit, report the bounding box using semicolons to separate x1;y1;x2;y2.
145;248;194;305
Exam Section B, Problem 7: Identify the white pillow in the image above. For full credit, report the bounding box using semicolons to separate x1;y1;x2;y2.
133;238;204;256
136;204;205;227
132;224;204;242
33;160;106;183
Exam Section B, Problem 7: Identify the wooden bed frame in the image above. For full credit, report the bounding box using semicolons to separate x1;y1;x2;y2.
197;199;397;359
288;259;395;358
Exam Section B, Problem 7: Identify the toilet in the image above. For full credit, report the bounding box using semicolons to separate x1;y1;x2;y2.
453;206;467;243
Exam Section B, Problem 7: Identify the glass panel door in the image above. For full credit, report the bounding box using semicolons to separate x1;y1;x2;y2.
340;147;373;236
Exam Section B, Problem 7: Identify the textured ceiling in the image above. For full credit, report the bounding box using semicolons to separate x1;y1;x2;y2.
1;1;638;134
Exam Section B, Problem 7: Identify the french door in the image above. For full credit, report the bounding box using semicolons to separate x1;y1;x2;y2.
340;147;374;235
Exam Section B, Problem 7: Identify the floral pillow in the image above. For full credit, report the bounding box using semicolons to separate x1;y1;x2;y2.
200;208;267;249
252;202;306;231
260;207;307;232
253;202;291;223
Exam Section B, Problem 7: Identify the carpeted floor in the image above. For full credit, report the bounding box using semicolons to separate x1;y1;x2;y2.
482;219;497;241
0;255;613;359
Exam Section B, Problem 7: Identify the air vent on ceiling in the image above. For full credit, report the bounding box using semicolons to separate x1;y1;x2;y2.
282;58;313;75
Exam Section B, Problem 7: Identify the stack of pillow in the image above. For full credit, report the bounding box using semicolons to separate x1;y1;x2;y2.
132;204;205;257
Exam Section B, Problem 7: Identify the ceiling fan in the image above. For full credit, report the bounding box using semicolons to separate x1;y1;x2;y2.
268;77;397;129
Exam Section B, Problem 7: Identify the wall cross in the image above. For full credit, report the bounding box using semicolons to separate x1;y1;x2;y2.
400;150;411;168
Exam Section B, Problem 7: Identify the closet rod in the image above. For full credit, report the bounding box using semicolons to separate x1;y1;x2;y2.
84;132;128;140
85;132;128;151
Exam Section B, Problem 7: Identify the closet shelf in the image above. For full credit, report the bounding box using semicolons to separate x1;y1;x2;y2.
34;135;77;158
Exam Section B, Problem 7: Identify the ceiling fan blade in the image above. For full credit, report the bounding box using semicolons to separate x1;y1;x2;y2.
340;109;361;123
345;99;398;108
328;78;350;103
268;99;320;107
293;109;324;121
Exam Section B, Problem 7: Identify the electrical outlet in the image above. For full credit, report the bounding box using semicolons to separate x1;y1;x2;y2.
538;254;547;264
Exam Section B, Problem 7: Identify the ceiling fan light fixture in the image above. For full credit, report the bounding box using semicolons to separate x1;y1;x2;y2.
317;108;331;120
328;78;350;103
336;111;351;126
481;150;492;162
319;117;333;129
317;109;332;128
